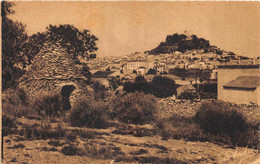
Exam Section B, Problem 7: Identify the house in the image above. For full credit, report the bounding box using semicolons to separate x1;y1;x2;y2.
126;60;154;72
218;64;260;104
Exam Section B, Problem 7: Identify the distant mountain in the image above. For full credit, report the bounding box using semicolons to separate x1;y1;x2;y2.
146;33;221;55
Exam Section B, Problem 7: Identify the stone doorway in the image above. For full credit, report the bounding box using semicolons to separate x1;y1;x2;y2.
61;85;75;110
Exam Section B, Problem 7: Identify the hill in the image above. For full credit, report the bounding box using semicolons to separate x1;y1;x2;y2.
146;33;227;56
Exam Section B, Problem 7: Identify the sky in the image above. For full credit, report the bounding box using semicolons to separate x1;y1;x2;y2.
10;1;259;58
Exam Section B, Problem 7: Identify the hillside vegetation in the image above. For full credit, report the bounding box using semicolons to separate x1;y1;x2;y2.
147;33;226;55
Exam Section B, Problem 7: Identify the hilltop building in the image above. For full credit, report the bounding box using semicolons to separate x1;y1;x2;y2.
218;64;260;104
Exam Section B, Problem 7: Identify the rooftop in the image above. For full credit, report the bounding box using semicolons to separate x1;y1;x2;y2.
223;76;260;89
218;64;260;69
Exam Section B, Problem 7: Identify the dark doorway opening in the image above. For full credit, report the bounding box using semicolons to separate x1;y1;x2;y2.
61;85;75;110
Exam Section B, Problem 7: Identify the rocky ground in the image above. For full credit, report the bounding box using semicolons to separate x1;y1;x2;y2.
3;125;260;164
3;99;260;164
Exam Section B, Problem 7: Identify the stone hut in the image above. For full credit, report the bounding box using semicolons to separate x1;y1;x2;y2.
19;41;90;109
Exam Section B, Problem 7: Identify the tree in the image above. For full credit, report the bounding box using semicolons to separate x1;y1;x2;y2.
81;63;92;84
91;81;107;100
132;70;137;74
123;76;177;98
21;24;98;64
20;32;47;64
123;76;153;94
147;68;157;75
2;1;28;90
151;76;176;98
108;77;122;91
89;54;97;59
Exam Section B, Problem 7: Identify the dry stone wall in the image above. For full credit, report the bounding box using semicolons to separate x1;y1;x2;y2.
19;41;90;107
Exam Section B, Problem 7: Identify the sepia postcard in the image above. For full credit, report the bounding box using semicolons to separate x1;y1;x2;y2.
1;1;260;163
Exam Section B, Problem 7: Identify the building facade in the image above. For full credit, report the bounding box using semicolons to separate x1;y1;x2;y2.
218;64;260;104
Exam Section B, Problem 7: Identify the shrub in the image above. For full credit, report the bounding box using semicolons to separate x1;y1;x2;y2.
61;144;83;156
32;93;63;117
110;92;157;124
2;88;39;119
2;113;17;136
193;83;217;99
20;123;65;140
2;88;28;105
91;81;108;100
2;103;38;119
194;101;258;147
48;140;64;147
178;91;199;100
123;76;153;95
83;143;124;159
69;96;109;128
195;101;248;135
151;76;176;98
123;76;177;98
112;124;155;137
154;115;203;141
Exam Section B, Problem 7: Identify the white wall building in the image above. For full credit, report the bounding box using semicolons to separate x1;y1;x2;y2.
218;64;260;104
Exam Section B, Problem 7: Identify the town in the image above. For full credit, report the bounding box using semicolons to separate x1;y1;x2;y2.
2;1;259;164
85;41;259;104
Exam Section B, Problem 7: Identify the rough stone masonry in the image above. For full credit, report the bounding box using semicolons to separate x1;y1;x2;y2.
19;41;91;108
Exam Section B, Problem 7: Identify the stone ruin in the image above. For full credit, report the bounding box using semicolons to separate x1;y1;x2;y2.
19;41;91;109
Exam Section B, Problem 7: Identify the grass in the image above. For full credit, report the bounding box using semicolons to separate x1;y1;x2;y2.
60;142;125;159
83;142;125;159
19;123;66;140
112;123;155;137
61;144;84;156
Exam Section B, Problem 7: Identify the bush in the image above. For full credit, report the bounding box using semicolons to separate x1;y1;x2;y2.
2;113;17;136
123;76;176;98
154;115;203;141
193;83;217;99
91;81;108;100
151;76;176;98
69;96;109;128
20;123;65;140
32;94;63;117
2;88;28;105
194;101;258;147
2;103;38;119
123;76;153;95
61;144;84;156
195;101;248;135
110;92;157;124
2;88;39;119
84;143;124;159
178;92;199;100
